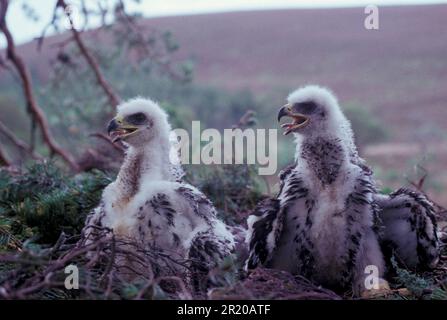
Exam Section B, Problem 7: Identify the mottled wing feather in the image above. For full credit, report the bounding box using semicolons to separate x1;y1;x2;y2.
188;230;233;268
245;198;282;269
150;193;176;227
176;184;216;225
275;170;315;277
188;230;234;290
277;163;295;195
340;172;377;287
374;188;440;269
246;167;312;271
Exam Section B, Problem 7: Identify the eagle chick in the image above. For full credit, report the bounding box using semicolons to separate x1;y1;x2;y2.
84;98;236;289
246;85;385;295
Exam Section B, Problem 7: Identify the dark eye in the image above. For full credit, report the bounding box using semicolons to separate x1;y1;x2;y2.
293;102;317;115
126;113;147;125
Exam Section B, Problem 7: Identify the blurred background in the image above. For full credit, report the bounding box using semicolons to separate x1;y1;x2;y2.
0;0;446;208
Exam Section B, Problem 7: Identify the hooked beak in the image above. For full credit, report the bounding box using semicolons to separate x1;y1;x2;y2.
277;104;309;135
107;117;138;142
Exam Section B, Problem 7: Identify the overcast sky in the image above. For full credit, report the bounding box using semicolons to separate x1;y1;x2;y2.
1;0;447;47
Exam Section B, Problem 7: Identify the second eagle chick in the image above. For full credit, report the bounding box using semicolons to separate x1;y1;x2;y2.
246;85;385;295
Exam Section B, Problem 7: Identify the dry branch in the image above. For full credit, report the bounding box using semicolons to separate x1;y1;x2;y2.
232;110;256;129
57;0;121;109
406;164;447;218
0;0;79;171
89;132;124;153
0;119;43;160
0;145;10;166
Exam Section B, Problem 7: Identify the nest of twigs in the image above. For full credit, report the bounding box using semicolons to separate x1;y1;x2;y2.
0;227;193;299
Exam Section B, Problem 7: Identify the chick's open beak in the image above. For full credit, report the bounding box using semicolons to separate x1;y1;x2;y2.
107;117;138;142
277;104;309;135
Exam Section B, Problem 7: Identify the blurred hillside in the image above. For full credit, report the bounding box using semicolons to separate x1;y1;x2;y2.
149;5;447;145
3;5;447;140
0;5;446;205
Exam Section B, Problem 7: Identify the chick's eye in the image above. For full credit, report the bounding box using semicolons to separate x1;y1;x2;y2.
293;102;317;115
127;113;147;124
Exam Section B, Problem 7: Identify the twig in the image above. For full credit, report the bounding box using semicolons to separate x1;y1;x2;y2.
58;0;121;109
0;226;22;250
36;0;61;51
0;119;43;160
232;110;256;129
0;145;11;166
406;164;447;217
99;234;116;282
89;132;124;153
407;164;428;191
